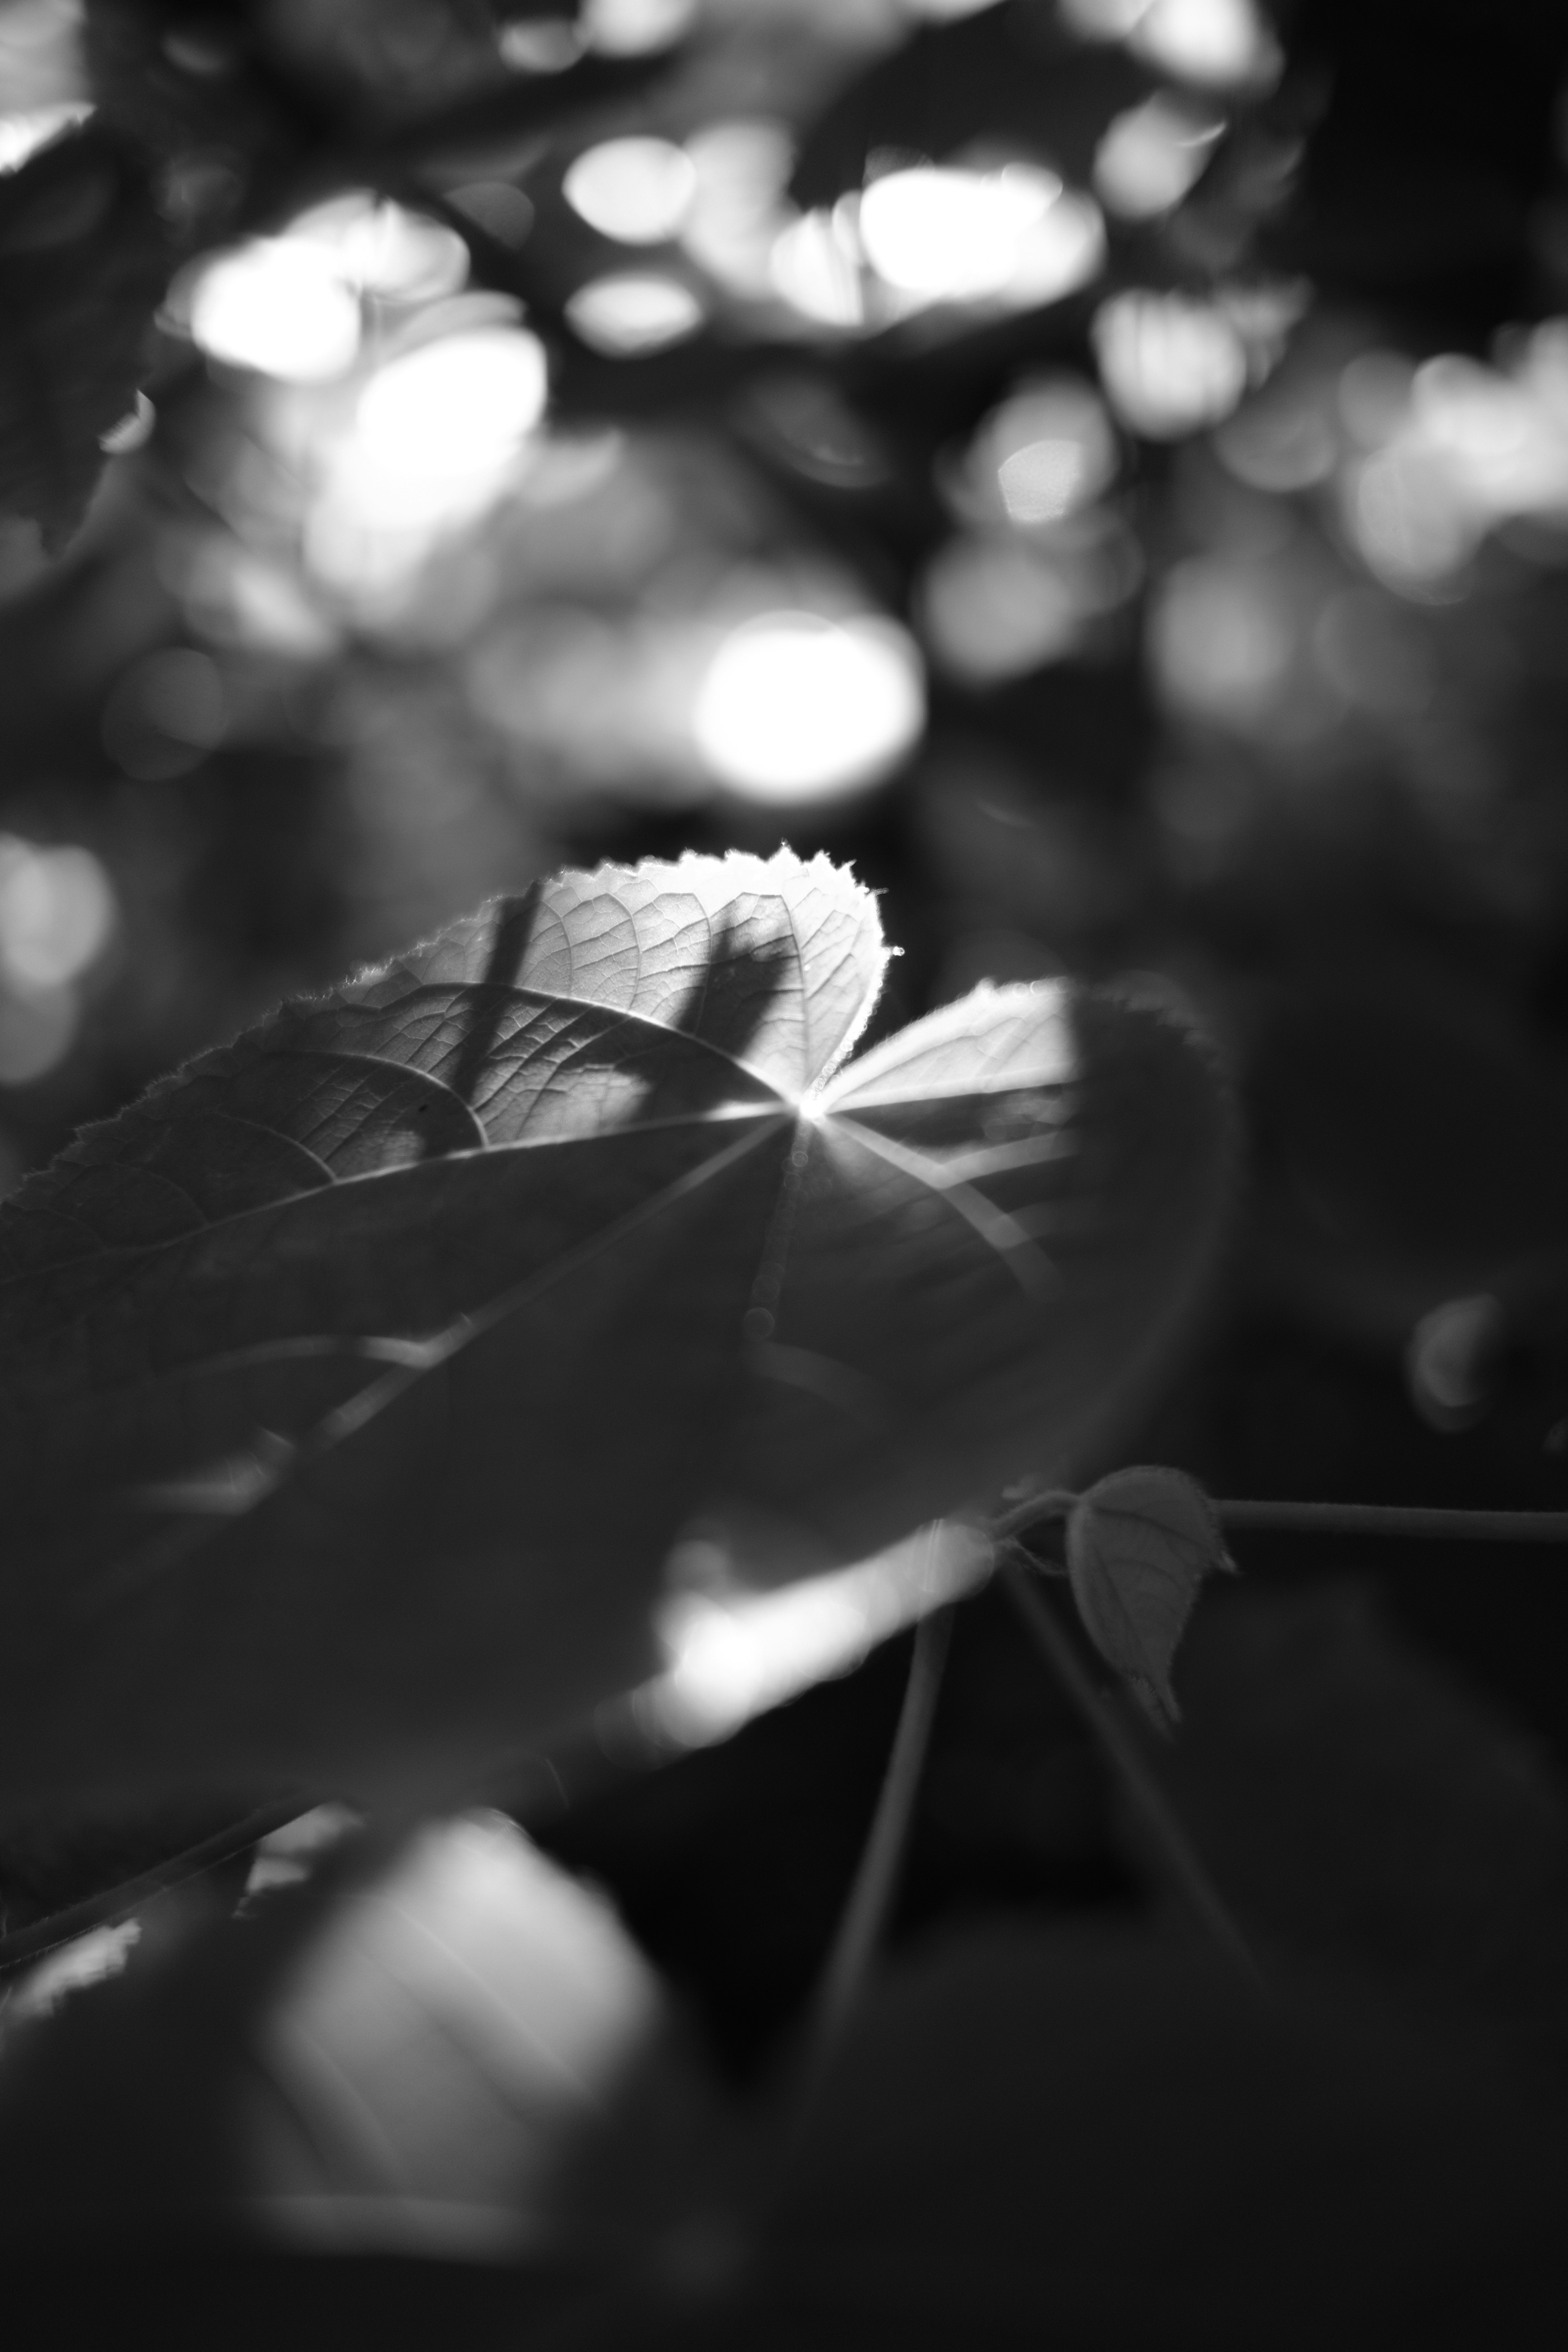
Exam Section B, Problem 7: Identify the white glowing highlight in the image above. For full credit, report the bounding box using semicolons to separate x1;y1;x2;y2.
188;240;361;382
564;136;697;244
303;324;548;596
565;273;704;354
769;207;866;327
693;611;924;800
287;192;468;302
353;329;547;517
1130;0;1277;87
183;196;468;383
0;99;91;173
648;1525;989;1746
583;0;696;53
858;165;1103;310
682;118;794;297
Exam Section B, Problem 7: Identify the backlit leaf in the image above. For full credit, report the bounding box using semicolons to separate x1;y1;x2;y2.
1065;1463;1233;1727
0;849;1230;1808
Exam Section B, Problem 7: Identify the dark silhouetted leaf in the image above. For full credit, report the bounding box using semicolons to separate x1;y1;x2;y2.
0;121;170;548
1065;1463;1233;1727
750;1921;1568;2350
0;849;1229;1808
1165;1582;1568;2028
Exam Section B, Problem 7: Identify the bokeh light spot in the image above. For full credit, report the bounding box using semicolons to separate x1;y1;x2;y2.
921;536;1086;680
1094;94;1222;217
963;377;1117;526
858;164;1102;310
693;610;924;800
566;273;704;353
1130;0;1277;87
0;835;115;990
583;0;697;55
564;136;697;244
1094;290;1248;437
187;239;363;383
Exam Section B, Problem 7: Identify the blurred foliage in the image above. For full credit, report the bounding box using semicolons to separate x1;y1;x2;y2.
11;3;1568;2330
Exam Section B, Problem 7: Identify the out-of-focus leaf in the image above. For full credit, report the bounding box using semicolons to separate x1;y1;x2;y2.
0;1813;719;2263
746;1921;1568;2350
0;849;1230;1809
0;121;170;548
243;1811;722;2256
1065;1463;1232;1726
1163;1582;1568;2030
7;1883;1565;2346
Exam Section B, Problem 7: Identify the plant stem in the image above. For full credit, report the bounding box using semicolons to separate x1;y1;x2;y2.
1214;1500;1568;1543
780;1596;952;2156
1000;1555;1261;1988
810;1603;952;2062
995;1492;1568;1548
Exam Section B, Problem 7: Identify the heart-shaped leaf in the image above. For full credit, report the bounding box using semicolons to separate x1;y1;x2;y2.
0;850;1229;1808
1065;1465;1234;1728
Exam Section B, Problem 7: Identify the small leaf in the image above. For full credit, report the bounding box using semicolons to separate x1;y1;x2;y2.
1065;1465;1232;1728
0;850;1231;1810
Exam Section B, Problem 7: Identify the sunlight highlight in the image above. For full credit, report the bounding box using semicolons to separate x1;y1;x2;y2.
1094;290;1248;437
565;272;704;353
182;196;467;384
857;164;1104;311
305;322;548;592
0;98;90;172
648;1524;990;1746
693;610;924;800
187;238;363;383
564;136;696;243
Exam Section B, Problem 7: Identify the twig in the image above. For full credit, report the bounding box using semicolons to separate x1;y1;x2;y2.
995;1491;1568;1548
1000;1555;1261;1988
1214;1500;1568;1543
781;1592;953;2157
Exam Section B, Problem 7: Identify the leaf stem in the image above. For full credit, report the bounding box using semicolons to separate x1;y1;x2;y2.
775;1594;951;2168
996;1492;1568;1548
1214;1500;1568;1543
806;1602;952;2067
1000;1555;1261;1988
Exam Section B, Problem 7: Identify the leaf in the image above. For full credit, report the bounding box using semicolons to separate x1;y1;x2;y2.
751;1922;1568;2350
243;1811;722;2256
1065;1464;1232;1728
1162;1582;1568;2026
0;1813;719;2262
0;849;1231;1809
0;120;170;548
